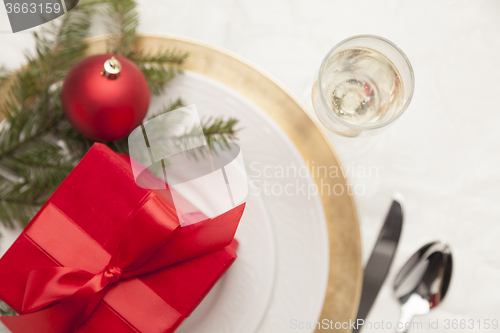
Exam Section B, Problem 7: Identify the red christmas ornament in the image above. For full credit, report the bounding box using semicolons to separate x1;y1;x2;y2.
61;54;150;141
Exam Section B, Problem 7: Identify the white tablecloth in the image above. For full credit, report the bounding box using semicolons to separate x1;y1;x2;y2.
1;1;499;332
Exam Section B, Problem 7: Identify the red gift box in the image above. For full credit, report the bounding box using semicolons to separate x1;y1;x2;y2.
0;143;245;333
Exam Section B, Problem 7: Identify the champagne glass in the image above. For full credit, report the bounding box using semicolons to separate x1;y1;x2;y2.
312;35;414;137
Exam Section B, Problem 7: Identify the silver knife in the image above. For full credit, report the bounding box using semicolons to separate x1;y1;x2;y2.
352;197;403;333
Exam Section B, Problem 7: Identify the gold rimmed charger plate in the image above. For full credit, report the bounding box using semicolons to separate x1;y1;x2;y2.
1;34;362;332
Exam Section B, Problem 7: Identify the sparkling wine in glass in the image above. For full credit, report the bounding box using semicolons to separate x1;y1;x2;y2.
312;35;414;137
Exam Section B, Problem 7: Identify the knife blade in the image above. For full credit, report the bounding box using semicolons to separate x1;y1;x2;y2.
352;198;403;333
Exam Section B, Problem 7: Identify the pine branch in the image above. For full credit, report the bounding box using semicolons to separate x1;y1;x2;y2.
78;0;108;9
0;4;92;124
150;99;241;146
202;116;240;150
161;98;185;113
138;65;181;96
25;5;92;109
0;104;63;157
0;200;43;228
131;49;188;66
0;67;9;86
132;50;187;95
102;0;186;95
55;117;96;158
0;127;79;227
109;99;241;160
105;0;139;57
0;300;16;316
0;5;93;228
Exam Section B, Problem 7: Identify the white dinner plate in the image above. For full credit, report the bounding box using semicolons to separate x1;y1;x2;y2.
0;70;330;333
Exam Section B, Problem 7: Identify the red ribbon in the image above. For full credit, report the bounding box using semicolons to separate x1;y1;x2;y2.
1;193;188;333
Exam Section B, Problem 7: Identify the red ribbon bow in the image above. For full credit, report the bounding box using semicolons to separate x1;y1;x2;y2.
2;194;183;333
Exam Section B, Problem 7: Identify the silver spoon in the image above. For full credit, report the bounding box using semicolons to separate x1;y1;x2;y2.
393;241;452;333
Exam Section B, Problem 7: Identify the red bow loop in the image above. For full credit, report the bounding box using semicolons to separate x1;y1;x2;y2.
22;267;94;313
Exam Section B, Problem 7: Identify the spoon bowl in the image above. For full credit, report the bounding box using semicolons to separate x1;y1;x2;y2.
393;242;452;333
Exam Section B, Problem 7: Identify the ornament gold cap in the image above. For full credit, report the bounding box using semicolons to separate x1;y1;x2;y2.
101;56;122;80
